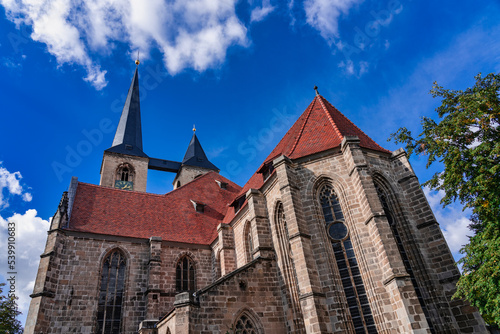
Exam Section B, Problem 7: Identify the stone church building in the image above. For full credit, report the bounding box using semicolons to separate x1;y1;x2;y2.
25;66;487;334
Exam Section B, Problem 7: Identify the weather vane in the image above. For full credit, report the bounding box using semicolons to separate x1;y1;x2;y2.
193;124;196;132
314;85;319;96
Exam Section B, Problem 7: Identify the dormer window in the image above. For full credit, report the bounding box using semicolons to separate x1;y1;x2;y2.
232;196;245;213
190;200;205;213
258;163;275;180
215;180;228;189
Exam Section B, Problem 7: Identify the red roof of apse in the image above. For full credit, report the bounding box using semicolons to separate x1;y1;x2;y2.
230;94;390;205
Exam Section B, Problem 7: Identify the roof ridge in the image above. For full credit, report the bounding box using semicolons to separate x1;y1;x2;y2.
288;96;316;157
317;95;343;140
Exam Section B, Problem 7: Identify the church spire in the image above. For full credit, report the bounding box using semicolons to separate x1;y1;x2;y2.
181;131;219;171
105;66;148;158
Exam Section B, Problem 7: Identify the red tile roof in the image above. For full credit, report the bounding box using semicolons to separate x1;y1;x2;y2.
68;94;390;241
68;172;241;244
230;95;391;205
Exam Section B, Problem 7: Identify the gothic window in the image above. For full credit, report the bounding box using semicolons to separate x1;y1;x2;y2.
234;313;258;334
96;249;126;334
244;222;253;263
176;256;195;292
319;184;377;334
115;163;134;182
374;182;435;333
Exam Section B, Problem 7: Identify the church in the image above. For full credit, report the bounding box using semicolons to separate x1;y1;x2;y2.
24;63;487;334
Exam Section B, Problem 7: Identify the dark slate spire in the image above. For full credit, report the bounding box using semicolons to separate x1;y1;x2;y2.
182;132;219;171
105;67;148;158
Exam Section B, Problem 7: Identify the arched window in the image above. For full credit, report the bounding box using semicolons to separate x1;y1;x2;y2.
116;163;134;182
374;182;435;333
244;222;253;263
97;249;126;334
234;312;258;334
319;184;377;334
176;256;195;292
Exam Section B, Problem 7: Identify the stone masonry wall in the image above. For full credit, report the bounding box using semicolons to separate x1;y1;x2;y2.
25;230;213;334
157;257;288;333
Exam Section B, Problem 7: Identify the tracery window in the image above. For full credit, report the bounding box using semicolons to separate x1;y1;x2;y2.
234;313;258;334
374;183;435;333
116;163;134;182
176;256;195;292
319;184;377;334
97;249;126;334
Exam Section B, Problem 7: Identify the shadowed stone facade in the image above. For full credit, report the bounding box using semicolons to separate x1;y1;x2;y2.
25;68;487;334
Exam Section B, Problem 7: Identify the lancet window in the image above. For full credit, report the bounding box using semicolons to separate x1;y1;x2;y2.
96;249;126;334
176;256;195;292
319;184;377;334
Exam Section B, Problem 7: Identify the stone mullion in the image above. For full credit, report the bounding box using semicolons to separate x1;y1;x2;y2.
342;137;431;333
274;156;328;334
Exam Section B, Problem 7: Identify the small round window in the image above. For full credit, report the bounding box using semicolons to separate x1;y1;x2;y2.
328;222;348;241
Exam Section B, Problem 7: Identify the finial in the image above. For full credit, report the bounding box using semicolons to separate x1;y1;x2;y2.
193;124;196;133
314;85;319;96
135;50;140;65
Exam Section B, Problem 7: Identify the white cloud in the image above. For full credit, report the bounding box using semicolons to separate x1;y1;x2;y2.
304;0;362;44
0;0;248;89
0;209;50;318
250;0;276;23
338;59;369;77
423;187;473;259
0;164;32;210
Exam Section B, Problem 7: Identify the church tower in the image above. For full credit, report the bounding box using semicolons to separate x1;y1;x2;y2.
100;65;149;192
173;129;219;189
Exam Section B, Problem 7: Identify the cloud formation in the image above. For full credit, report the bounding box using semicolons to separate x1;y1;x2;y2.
304;0;362;43
250;0;276;23
1;0;248;89
0;209;50;318
0;164;32;210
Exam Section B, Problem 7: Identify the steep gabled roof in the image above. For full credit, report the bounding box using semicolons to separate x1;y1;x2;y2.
264;94;389;164
181;133;219;171
229;94;390;206
105;67;148;158
68;172;241;244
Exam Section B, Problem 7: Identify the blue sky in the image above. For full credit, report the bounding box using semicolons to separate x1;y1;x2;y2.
0;0;499;326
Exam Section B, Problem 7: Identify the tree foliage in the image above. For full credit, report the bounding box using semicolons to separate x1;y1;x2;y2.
0;283;23;333
390;72;500;325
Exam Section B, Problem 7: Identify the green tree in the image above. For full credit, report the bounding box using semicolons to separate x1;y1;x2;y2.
390;72;500;325
0;283;23;333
